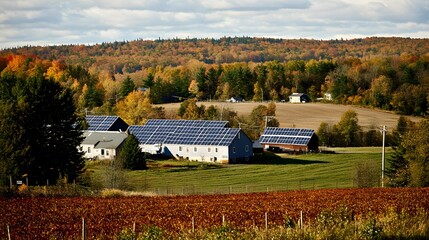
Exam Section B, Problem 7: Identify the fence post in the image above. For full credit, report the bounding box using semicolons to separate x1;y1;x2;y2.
192;217;195;233
300;211;303;229
82;217;86;240
7;224;11;240
265;212;268;231
9;175;12;189
133;221;136;233
222;215;225;226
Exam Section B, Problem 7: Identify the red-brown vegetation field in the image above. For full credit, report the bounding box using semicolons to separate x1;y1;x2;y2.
1;188;428;239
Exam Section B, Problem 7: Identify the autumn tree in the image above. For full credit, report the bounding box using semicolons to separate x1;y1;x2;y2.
333;110;361;147
317;122;334;147
369;75;392;109
116;90;160;125
178;99;205;120
401;119;429;186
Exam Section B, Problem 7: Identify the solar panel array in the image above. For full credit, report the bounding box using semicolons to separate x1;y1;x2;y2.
86;115;119;131
129;119;238;146
259;127;314;146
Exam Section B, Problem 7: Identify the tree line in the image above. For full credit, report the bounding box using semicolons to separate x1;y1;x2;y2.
2;51;427;118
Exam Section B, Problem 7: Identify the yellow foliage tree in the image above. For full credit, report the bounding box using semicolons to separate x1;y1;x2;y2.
116;90;153;125
45;60;65;82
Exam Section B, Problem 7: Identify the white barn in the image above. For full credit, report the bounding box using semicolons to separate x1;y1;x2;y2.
80;131;128;160
128;119;253;164
289;93;310;103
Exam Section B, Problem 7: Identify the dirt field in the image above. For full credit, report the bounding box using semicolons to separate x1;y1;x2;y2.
158;101;423;131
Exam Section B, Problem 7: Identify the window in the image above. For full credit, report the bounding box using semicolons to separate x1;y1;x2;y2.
106;150;109;156
87;147;91;153
179;146;182;152
194;147;197;152
245;145;249;152
215;148;218;153
208;147;211;152
233;147;236;153
101;149;105;155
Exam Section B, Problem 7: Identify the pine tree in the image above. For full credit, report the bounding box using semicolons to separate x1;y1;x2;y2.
0;73;85;185
119;76;136;99
118;134;146;170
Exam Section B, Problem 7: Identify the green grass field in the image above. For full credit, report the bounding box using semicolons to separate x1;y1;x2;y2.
87;147;391;195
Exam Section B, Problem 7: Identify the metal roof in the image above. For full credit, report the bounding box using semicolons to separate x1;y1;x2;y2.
82;131;128;149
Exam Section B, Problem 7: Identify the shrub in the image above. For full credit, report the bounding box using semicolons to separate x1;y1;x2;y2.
101;188;126;197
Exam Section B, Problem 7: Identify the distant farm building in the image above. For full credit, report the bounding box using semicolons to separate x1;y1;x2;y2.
128;119;253;163
259;127;319;152
80;131;128;160
86;115;129;132
227;96;244;102
289;93;310;103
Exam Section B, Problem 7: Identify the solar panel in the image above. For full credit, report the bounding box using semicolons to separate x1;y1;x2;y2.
259;127;314;145
128;119;236;146
86;115;119;131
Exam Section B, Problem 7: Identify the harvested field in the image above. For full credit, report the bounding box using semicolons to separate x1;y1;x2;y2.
1;188;428;239
159;102;422;131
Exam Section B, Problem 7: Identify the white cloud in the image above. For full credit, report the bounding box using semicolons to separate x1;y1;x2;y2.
0;0;428;49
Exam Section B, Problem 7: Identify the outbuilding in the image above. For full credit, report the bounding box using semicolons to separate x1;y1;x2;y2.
259;127;319;152
289;93;310;103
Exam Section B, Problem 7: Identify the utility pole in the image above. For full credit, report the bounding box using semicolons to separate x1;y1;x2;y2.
380;125;387;187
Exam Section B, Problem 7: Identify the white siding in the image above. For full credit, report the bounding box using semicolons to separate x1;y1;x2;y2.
81;144;117;160
169;144;230;163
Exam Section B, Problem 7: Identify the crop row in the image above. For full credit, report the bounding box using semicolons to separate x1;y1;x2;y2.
1;188;428;239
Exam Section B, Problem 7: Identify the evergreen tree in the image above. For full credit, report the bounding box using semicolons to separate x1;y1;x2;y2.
386;116;413;187
0;74;85;185
119;76;136;99
118;134;146;170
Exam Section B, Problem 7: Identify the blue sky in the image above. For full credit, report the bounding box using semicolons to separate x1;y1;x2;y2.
1;0;428;49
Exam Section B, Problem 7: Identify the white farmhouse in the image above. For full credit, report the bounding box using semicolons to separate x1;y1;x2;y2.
80;131;128;160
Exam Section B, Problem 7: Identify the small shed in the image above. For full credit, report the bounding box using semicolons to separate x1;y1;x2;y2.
289;93;310;103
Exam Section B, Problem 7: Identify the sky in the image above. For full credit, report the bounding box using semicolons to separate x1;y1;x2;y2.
1;0;428;49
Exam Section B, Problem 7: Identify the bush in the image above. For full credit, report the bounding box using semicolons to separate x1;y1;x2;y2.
101;188;126;197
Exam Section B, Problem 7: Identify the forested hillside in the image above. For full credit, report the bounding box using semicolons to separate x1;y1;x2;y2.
0;37;428;116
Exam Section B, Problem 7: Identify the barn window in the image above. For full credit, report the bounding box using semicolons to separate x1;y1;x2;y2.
245;145;249;152
106;150;109;156
208;147;211;152
101;149;105;155
179;146;182;152
194;147;197;152
233;147;236;153
87;147;91;153
215;148;218;152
